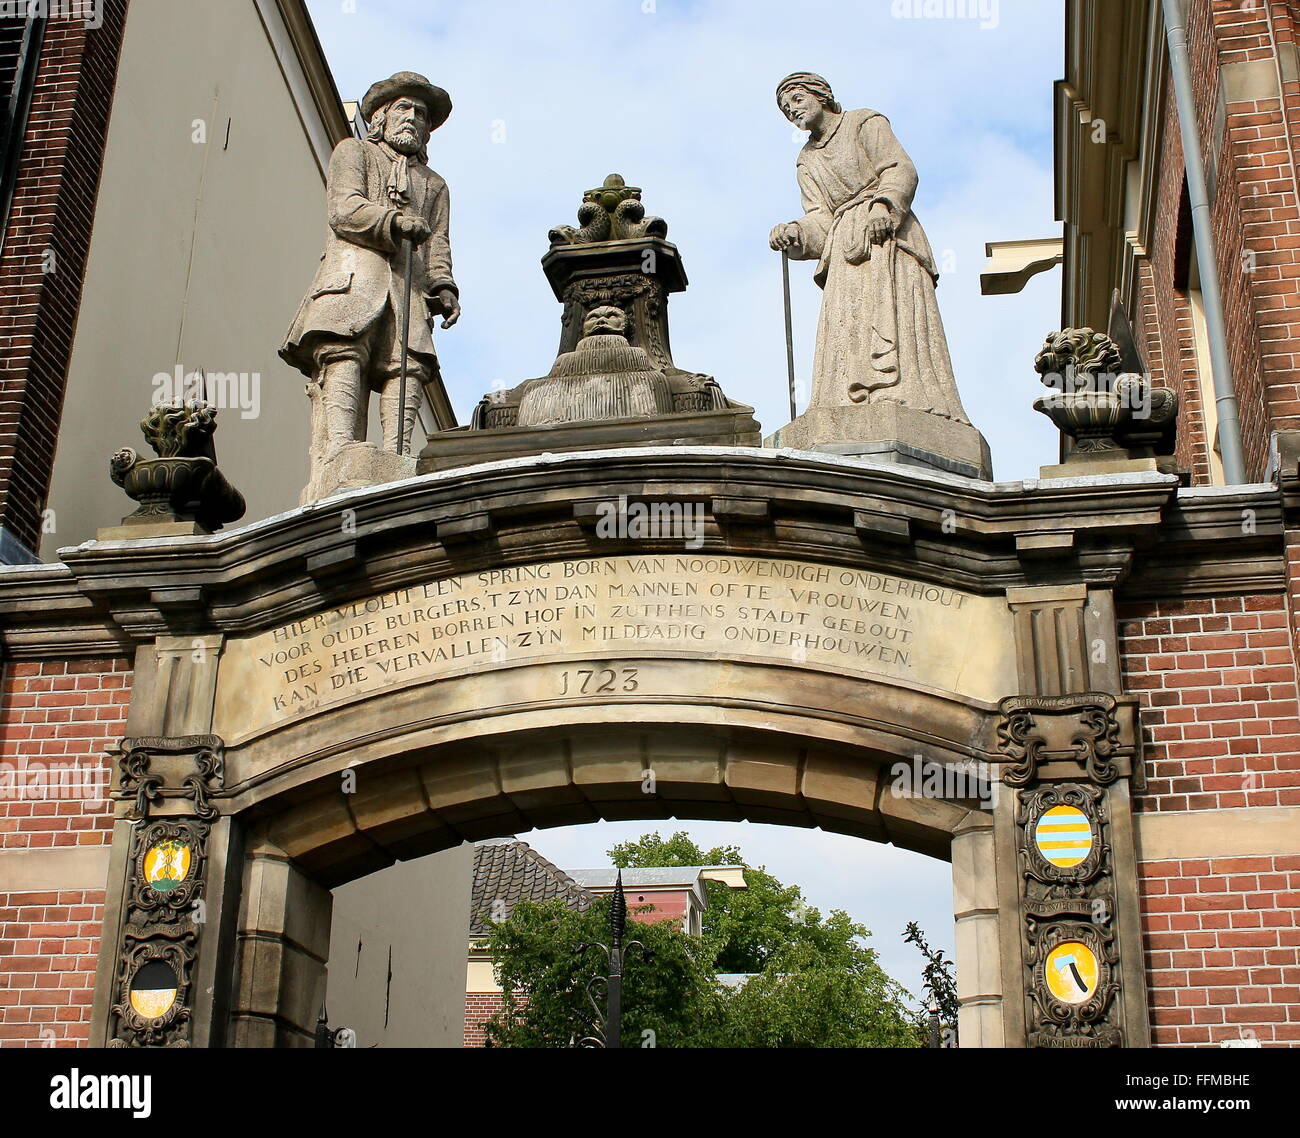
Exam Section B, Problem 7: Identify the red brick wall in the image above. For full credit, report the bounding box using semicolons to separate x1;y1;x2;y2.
0;659;132;851
1140;69;1218;485
1209;0;1300;483
1119;595;1300;812
0;2;128;553
1134;1;1300;485
464;992;503;1048
0;889;104;1047
1120;594;1300;1045
1140;855;1300;1046
0;658;131;1048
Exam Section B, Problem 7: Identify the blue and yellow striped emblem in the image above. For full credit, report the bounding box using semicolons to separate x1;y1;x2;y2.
1033;805;1093;868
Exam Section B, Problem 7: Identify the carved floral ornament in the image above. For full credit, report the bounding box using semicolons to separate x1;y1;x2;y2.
1017;782;1109;889
108;741;222;1046
1014;782;1125;1047
548;174;669;245
109;933;197;1048
129;818;208;919
1031;329;1178;459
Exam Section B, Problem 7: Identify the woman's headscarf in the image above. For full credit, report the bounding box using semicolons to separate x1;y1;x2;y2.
775;72;842;115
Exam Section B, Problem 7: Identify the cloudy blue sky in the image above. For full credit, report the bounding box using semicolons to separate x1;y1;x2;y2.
307;0;1064;1003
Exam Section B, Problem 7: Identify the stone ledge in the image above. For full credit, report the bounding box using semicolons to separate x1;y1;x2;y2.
0;846;112;892
1136;805;1300;860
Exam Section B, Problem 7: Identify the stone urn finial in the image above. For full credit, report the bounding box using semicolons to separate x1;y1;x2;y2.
109;399;246;534
1032;329;1178;463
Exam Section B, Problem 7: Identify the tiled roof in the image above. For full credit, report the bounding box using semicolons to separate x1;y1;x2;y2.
468;840;595;937
568;866;732;888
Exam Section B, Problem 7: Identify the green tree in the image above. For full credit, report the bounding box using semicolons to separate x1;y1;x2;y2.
903;921;959;1042
723;942;921;1048
482;895;722;1048
483;831;925;1047
607;830;879;974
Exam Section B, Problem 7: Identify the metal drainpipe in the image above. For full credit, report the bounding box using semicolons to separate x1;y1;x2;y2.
1161;0;1247;484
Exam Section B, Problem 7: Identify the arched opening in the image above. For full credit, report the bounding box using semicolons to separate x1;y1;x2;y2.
225;718;1006;1048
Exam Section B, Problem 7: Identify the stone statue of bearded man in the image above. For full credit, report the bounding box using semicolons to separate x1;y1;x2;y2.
281;71;461;501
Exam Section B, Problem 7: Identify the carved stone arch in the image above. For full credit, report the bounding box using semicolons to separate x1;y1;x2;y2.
61;446;1178;1048
220;717;1008;1047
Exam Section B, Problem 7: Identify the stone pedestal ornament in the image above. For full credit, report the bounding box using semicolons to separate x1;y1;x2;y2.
767;73;991;480
107;400;245;538
1032;328;1180;479
417;174;759;472
280;71;461;503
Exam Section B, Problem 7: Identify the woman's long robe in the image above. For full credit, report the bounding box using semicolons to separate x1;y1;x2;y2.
790;108;971;424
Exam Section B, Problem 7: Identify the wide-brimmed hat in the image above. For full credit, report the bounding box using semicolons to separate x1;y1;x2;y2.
360;71;452;129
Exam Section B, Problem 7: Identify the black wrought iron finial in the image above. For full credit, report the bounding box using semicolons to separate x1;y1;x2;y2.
572;870;650;1048
611;870;627;948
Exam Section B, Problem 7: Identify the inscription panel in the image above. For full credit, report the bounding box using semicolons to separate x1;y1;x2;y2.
213;556;1016;738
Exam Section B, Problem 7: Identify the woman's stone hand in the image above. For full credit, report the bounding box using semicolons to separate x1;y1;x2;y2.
867;203;896;246
769;222;801;251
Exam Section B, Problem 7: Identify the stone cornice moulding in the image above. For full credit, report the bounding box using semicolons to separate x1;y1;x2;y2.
0;448;1282;657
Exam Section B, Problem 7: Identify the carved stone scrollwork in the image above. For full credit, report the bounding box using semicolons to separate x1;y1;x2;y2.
1015;779;1125;1047
1025;916;1122;1048
1017;782;1109;892
548;174;669;246
108;815;210;1047
997;694;1123;787
116;735;225;821
109;931;198;1048
128;818;209;919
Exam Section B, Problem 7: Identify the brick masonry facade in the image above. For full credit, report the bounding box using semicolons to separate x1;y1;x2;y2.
463;992;503;1048
0;2;128;555
1135;1;1300;486
0;659;131;1046
1109;1;1300;1046
1119;595;1300;1045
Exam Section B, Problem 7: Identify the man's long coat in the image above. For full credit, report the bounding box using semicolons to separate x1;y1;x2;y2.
281;137;456;375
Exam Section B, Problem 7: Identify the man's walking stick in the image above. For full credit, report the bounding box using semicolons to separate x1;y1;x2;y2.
397;234;415;457
781;249;797;423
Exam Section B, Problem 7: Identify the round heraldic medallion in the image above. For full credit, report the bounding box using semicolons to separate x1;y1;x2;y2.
1044;941;1099;1005
1033;805;1093;869
144;839;192;894
129;960;178;1020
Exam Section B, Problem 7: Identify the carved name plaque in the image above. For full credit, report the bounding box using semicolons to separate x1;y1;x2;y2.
213;555;1015;738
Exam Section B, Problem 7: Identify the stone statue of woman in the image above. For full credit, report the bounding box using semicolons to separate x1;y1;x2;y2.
769;73;986;475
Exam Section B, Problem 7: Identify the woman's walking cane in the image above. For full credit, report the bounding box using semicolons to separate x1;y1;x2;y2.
782;249;797;423
397;235;415;457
